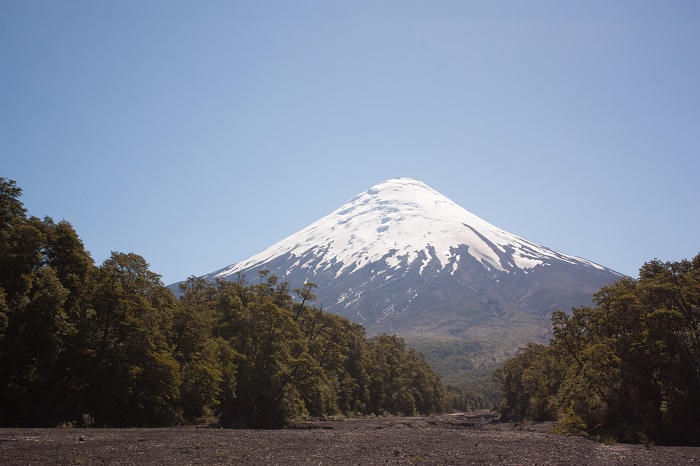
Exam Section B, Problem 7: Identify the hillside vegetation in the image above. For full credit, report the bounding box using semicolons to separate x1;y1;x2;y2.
495;254;700;445
407;338;502;410
0;178;444;427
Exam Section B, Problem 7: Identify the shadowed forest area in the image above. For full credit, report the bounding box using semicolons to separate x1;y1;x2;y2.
0;178;444;428
494;254;700;446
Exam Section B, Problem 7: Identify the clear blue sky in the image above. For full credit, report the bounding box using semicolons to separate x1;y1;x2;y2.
2;1;698;285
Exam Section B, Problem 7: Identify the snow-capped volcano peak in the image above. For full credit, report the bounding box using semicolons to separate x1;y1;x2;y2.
214;177;606;281
188;177;622;340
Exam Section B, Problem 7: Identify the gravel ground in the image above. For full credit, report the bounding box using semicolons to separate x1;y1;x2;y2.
1;413;698;465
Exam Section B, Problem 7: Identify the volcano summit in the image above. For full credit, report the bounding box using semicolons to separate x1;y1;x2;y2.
198;178;621;344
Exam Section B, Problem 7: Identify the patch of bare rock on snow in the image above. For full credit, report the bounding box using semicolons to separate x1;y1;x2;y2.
1;412;698;465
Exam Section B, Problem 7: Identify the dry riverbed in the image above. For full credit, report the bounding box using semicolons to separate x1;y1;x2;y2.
1;412;698;465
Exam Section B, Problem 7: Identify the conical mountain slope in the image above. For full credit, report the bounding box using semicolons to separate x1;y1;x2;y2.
203;177;621;343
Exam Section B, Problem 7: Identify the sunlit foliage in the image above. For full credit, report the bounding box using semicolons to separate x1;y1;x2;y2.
495;255;700;445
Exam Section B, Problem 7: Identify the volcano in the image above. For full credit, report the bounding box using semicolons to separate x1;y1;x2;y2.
194;177;621;346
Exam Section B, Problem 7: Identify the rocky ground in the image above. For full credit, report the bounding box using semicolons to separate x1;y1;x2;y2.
1;412;698;465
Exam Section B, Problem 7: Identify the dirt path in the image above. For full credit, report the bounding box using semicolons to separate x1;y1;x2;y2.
1;413;698;465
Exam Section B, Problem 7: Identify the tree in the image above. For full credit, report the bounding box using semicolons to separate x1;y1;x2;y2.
366;334;444;416
0;267;73;425
0;180;96;425
174;277;237;422
495;254;700;445
0;178;26;229
86;253;181;426
225;296;316;427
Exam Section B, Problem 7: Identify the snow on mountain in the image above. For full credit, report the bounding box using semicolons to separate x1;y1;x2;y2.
213;177;609;281
197;177;622;342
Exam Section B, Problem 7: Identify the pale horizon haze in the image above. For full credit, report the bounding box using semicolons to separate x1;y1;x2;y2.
2;1;698;285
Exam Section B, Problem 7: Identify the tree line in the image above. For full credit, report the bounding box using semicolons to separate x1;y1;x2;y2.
0;178;445;427
494;254;700;445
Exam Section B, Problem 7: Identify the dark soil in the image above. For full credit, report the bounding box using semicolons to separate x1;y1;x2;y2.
1;412;698;465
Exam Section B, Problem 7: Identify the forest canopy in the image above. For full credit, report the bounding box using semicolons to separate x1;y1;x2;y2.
0;178;445;427
494;253;700;446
